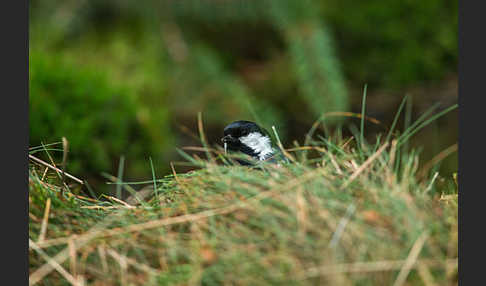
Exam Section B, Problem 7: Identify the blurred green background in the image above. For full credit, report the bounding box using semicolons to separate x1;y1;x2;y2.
29;0;457;191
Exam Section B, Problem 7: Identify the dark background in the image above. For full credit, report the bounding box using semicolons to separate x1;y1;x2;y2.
29;0;458;192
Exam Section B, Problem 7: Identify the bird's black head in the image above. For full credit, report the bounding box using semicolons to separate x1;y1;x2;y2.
223;120;264;140
222;120;275;161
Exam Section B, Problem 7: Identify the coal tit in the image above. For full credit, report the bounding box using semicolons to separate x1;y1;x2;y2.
221;120;286;165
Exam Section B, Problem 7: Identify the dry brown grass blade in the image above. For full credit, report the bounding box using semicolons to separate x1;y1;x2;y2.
170;162;189;194
329;203;356;248
340;136;355;149
324;111;383;125
296;187;307;238
61;137;69;185
181;146;220;153
109;248;128;286
328;150;343;175
32;237;71;249
106;196;136;209
286;146;324;152
177;123;201;142
29;239;80;286
90;204;242;238
341;142;389;189
38;198;51;243
416;261;438;286
65;192;99;203
107;248;158;274
103;173;146;205
300;258;457;279
29;154;84;185
35;144;72;192
29;212;41;222
41;167;49;181
97;245;109;274
350;159;359;171
68;238;77;279
425;172;439;193
446;218;458;279
80;205;134;210
388;139;398;169
392;231;429;286
272;125;296;163
418;143;458;179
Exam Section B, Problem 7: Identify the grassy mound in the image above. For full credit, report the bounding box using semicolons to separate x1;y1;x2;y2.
28;127;457;285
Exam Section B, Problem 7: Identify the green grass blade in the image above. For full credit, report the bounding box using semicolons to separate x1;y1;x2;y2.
385;95;409;143
397;104;458;147
360;83;368;151
149;157;159;203
116;156;125;199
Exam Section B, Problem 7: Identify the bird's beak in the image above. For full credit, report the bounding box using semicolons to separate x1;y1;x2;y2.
221;135;236;143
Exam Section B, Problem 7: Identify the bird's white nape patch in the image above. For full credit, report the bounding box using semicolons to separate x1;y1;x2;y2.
239;132;275;160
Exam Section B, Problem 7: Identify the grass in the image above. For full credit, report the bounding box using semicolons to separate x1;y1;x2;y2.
29;105;458;286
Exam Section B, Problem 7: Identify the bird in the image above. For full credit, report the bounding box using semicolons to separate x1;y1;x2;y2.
221;120;287;165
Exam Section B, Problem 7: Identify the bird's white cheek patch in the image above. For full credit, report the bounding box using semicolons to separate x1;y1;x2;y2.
239;132;275;160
